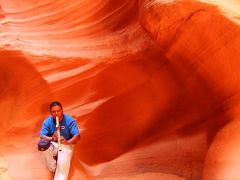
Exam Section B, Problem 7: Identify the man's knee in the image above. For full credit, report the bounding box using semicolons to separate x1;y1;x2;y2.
57;155;72;173
48;166;56;172
47;157;57;172
57;158;68;170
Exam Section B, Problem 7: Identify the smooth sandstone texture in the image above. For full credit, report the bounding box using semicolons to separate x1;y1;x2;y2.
0;0;240;179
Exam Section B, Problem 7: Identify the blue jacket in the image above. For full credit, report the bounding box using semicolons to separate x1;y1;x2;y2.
40;114;80;140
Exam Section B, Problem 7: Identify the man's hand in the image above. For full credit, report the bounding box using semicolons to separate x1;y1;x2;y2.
60;136;69;145
52;131;58;142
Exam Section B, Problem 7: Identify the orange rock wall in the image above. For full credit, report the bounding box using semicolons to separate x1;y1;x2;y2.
0;0;240;179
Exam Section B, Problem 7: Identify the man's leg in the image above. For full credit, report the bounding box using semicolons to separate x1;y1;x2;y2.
54;144;74;180
42;142;58;172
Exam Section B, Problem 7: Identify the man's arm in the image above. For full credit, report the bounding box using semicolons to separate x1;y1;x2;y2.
61;134;80;145
40;118;56;141
40;135;53;141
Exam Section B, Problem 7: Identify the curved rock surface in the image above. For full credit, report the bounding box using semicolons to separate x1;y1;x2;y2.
0;0;240;179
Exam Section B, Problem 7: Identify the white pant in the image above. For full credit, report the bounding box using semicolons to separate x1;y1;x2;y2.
42;142;74;180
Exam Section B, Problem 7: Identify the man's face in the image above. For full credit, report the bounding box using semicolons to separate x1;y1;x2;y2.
50;105;63;120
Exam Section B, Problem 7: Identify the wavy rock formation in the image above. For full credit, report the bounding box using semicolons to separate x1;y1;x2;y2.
0;0;240;179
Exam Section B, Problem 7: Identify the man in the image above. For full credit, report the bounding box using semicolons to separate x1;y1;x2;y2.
40;101;80;180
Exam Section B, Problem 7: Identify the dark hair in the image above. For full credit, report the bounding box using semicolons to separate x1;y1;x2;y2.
49;101;63;110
